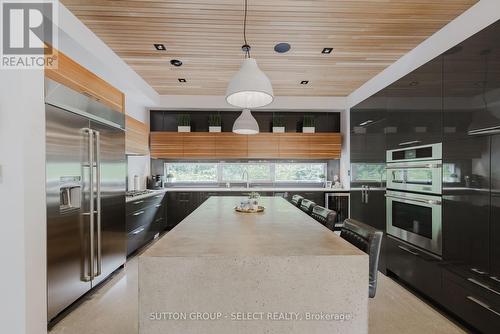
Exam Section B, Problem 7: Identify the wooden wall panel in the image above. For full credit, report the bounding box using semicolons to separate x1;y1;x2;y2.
150;132;183;158
126;115;149;155
184;133;216;158
45;49;124;112
248;134;279;159
215;133;248;158
278;134;310;159
309;133;342;159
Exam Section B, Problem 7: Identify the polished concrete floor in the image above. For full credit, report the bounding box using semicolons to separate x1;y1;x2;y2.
50;240;468;334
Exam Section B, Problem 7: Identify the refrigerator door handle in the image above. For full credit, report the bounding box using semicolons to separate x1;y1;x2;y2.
86;128;95;282
95;130;102;277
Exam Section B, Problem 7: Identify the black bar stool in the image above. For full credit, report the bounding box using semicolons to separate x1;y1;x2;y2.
299;198;316;215
311;205;338;231
340;219;383;298
291;194;304;208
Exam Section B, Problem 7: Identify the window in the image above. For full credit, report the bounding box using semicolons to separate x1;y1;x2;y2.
275;163;326;183
165;163;217;183
221;163;272;182
164;162;329;184
443;163;461;183
350;163;386;183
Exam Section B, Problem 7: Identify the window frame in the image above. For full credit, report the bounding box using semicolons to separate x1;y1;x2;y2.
164;162;219;184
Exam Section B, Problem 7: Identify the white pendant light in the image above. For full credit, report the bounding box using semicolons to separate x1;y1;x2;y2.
226;0;273;111
232;109;259;134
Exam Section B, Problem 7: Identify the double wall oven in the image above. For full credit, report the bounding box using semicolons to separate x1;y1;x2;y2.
386;143;443;256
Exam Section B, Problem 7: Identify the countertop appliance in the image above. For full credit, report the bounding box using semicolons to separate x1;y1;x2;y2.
45;79;127;322
148;175;163;190
386;143;443;256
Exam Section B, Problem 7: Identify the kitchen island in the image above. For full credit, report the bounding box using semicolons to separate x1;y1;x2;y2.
139;196;368;334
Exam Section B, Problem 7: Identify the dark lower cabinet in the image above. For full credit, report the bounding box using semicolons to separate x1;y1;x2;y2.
166;192;199;228
386;236;443;303
126;193;167;256
442;269;500;334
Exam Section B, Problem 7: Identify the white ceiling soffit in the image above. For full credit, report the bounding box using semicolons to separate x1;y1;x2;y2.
348;0;500;108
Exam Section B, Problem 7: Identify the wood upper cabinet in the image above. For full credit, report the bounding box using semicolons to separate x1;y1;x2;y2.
150;132;183;158
184;133;216;158
310;133;342;159
216;133;248;158
125;115;149;155
279;134;310;159
248;134;279;158
150;132;341;159
45;50;124;112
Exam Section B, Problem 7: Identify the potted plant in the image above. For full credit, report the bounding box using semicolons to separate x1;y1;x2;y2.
248;192;260;210
166;173;174;183
177;114;191;132
303;115;315;133
272;114;285;133
208;114;222;132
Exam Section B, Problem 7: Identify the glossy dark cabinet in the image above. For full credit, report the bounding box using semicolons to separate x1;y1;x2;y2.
126;193;167;256
385;56;443;149
443;20;500;141
442;137;491;274
166;192;199;228
491;135;500;279
386;236;443;302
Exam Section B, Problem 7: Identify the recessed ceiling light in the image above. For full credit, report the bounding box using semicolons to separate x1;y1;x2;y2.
274;42;291;53
322;47;333;54
178;78;186;83
300;80;309;85
170;59;183;67
154;43;166;51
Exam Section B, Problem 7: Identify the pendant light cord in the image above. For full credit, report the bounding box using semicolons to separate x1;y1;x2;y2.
243;0;251;58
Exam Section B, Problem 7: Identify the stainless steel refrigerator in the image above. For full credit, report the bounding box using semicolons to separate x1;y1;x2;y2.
45;79;126;321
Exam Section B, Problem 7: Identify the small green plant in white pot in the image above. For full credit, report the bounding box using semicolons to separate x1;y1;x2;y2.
177;114;191;132
166;173;174;183
272;114;285;133
208;114;222;132
303;115;315;133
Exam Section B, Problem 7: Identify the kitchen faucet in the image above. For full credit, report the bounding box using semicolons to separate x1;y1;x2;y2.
242;169;250;189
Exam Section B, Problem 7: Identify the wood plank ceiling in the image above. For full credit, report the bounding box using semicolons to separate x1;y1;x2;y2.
62;0;477;97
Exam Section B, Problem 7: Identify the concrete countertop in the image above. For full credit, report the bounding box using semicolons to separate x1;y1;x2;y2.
142;196;364;257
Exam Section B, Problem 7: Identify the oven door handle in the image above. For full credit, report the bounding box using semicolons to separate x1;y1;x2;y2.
385;194;441;205
386;163;441;170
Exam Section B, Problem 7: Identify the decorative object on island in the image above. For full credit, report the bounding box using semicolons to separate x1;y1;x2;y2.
177;114;191;132
208;114;222;132
248;191;260;209
233;109;259;134
225;0;273;109
272;114;285;133
303;115;316;133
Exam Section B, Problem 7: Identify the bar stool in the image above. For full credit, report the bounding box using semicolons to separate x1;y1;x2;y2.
340;219;383;298
291;194;304;208
299;198;316;215
311;205;338;231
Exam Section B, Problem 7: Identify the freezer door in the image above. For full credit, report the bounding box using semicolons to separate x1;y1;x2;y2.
46;105;92;320
90;121;126;286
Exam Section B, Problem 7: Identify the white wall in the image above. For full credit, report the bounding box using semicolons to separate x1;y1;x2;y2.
0;70;46;334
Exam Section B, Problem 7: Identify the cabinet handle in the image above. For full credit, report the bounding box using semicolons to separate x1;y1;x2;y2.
467;278;500;296
490;276;500;283
398;245;419;256
154;195;163;198
466;296;500;317
398;140;421;146
133;200;144;205
133;210;145;216
471;267;488;275
132;227;145;235
155;204;162;208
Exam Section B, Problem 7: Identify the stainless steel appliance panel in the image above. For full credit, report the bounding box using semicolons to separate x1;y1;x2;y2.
89;121;126;286
386;190;442;256
46;105;92;320
386;160;442;194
